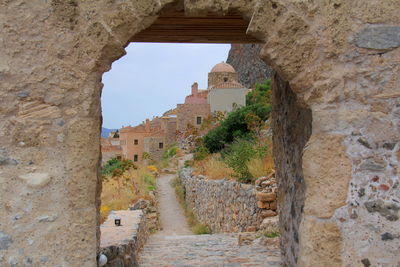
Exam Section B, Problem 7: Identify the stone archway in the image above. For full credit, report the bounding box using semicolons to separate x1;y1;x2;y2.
0;1;399;266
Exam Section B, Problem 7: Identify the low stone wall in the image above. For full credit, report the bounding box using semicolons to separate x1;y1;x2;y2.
180;168;277;233
100;210;148;267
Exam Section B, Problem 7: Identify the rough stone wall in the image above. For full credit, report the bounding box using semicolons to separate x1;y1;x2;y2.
0;0;399;266
176;103;211;132
272;73;312;266
180;168;277;233
143;136;165;162
207;72;238;88
226;44;273;88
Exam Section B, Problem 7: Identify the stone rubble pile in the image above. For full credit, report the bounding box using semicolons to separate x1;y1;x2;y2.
129;198;160;233
178;135;197;152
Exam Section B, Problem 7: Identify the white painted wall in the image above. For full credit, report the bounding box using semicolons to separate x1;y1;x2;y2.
208;88;247;113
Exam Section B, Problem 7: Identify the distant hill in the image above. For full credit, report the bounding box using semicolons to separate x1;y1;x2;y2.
101;127;117;138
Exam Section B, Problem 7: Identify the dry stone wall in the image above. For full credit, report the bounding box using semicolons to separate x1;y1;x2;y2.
180;168;278;233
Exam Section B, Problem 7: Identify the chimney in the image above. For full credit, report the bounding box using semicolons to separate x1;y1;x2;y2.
145;119;150;132
191;82;198;96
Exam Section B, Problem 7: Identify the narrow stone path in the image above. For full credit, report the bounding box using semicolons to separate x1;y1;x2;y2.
155;174;192;236
138;173;281;266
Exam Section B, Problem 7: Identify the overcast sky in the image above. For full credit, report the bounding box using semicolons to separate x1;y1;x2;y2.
101;43;230;129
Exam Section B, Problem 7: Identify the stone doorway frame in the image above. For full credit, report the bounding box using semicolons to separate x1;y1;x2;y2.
1;1;399;266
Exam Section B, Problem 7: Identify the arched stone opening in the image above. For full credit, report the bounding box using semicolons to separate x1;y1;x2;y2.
1;0;399;266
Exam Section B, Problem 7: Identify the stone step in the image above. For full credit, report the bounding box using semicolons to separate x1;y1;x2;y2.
138;234;280;266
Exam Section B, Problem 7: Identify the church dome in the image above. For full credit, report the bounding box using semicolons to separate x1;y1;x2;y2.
210;62;236;73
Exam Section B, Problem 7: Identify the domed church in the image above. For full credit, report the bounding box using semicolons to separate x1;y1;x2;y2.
207;62;248;113
176;62;248;133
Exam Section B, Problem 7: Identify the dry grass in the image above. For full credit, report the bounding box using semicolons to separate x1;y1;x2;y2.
193;154;235;180
100;166;156;223
247;154;274;179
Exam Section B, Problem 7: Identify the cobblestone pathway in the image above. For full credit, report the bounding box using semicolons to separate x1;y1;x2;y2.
138;234;280;266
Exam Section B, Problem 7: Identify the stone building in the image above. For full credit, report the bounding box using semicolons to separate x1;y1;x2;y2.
176;62;247;132
208;81;248;113
100;137;122;164
119;116;177;163
176;82;211;133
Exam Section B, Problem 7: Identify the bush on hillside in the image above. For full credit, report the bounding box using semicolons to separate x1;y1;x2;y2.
102;158;137;177
246;79;271;106
203;103;271;153
202;79;272;153
163;144;178;159
222;138;270;183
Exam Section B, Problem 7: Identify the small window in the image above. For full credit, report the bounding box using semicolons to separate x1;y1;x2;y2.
133;155;138;162
159;142;164;149
196;116;202;125
134;139;138;145
223;77;228;82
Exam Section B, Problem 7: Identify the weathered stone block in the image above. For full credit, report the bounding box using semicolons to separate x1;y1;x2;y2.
257;201;269;209
260;210;277;218
256;192;276;202
364;199;399;221
18;173;51;188
302;134;352;218
355;25;400;50
238;232;257;245
269;201;277;210
298;217;343;266
0;231;13;250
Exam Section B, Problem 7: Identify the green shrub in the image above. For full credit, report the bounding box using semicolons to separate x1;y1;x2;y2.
203;103;271;153
222;138;270;183
263;231;280;238
102;158;137;177
246;79;271;106
184;160;193;168
163;145;178;159
202;79;272;153
193;146;210;161
192;224;211;235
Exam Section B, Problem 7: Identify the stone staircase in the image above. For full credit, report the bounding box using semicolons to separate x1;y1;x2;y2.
138;234;280;267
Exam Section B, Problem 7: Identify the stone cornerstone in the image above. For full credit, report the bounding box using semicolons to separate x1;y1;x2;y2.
0;0;399;266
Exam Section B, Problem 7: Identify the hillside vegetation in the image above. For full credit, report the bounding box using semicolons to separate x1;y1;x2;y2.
100;158;157;223
192;80;274;183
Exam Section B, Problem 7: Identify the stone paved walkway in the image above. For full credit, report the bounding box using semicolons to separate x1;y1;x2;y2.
138;173;281;266
139;234;281;266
